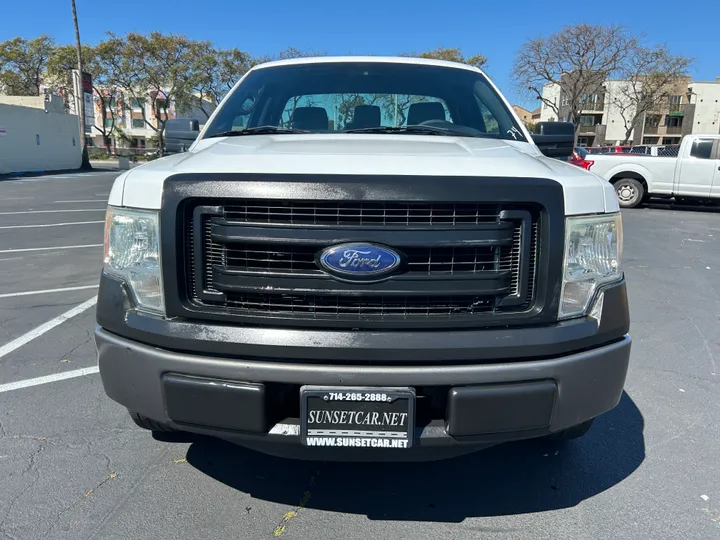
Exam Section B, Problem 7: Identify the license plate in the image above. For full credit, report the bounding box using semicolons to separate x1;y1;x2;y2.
301;387;415;449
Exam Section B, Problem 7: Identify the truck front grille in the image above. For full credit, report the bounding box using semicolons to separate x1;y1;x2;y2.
183;200;540;329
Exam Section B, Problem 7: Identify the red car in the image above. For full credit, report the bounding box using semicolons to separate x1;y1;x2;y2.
568;147;594;170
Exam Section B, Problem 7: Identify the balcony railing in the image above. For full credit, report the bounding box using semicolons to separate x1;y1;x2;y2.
580;100;605;111
666;125;683;135
644;125;659;134
668;102;684;113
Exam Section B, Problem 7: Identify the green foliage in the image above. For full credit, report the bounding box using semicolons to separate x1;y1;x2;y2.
0;35;55;95
406;47;487;69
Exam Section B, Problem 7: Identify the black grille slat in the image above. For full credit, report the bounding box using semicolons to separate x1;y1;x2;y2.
224;201;517;227
217;242;504;276
209;293;495;318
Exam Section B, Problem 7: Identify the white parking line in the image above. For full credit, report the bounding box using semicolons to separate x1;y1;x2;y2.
0;285;98;299
0;296;97;360
0;366;99;394
0;209;105;215
0;244;102;254
54;200;107;203
0;221;104;229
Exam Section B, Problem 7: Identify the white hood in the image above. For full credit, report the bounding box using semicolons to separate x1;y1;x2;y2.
110;134;617;215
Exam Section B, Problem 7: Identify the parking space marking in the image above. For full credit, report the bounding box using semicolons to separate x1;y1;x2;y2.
0;285;98;299
0;209;105;215
0;296;97;360
0;221;104;229
0;244;102;254
54;200;107;204
0;366;99;394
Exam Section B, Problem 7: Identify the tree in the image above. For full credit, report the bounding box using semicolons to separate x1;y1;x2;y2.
177;44;251;120
49;44;122;154
47;44;92;109
609;45;693;144
513;24;635;139
101;32;196;157
410;47;487;69
0;35;55;95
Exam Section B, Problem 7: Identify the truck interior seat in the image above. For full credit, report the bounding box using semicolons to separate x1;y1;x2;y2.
291;107;329;130
351;105;382;129
407;102;446;125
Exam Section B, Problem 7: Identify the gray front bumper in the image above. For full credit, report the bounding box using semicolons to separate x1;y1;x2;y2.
96;327;631;458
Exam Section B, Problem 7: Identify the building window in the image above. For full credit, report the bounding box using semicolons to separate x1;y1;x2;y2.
132;118;145;129
690;139;714;159
664;116;683;127
579;115;595;126
668;95;683;112
577;137;589;147
580;93;598;107
645;115;661;128
562;115;568;122
561;95;568;106
104;117;113;129
642;137;659;145
130;98;143;110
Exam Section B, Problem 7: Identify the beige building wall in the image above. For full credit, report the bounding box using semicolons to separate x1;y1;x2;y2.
0;104;82;174
0;94;66;114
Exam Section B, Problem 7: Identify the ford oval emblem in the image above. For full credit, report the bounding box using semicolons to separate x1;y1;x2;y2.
318;243;402;280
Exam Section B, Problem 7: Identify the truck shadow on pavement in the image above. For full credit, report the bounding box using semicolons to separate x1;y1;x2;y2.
181;392;644;522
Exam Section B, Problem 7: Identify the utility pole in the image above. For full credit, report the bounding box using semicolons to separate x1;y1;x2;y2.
71;0;91;169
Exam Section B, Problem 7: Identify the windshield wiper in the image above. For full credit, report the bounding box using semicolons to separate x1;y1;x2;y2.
343;125;479;137
207;126;310;138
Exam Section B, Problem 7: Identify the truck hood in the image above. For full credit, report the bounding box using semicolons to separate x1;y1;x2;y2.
111;134;616;214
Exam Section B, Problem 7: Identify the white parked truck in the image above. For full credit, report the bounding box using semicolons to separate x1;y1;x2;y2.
590;134;720;207
96;56;630;460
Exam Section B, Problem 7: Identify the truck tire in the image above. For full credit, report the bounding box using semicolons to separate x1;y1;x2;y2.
613;178;645;208
546;419;594;441
128;410;176;432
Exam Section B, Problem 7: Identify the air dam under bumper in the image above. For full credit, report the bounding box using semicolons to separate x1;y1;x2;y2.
95;329;631;460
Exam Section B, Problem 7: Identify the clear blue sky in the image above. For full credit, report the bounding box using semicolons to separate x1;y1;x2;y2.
2;0;718;109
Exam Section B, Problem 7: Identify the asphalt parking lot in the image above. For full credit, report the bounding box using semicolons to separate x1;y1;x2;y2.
0;171;719;540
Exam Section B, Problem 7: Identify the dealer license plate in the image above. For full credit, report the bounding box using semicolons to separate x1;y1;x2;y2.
301;387;415;449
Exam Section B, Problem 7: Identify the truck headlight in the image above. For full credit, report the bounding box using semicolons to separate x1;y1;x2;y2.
559;213;623;320
103;206;164;315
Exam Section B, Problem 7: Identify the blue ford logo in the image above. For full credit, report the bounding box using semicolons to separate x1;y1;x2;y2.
318;243;402;279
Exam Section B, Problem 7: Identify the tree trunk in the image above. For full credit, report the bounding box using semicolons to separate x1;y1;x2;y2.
71;0;91;169
103;134;112;154
157;129;165;158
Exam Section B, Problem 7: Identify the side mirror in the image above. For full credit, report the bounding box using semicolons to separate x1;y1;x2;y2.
532;121;574;158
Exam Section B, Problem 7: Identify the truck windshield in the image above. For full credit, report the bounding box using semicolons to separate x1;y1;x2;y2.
203;61;527;142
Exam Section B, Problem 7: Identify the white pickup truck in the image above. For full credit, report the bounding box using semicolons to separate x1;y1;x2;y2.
96;56;630;460
590;134;720;207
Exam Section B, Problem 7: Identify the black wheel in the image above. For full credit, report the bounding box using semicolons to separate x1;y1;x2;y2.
546;419;594;441
613;178;645;208
128;410;176;432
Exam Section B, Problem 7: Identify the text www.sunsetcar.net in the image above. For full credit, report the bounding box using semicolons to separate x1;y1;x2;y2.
306;437;409;448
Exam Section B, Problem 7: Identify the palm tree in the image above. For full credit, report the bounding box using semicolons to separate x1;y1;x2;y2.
71;0;91;168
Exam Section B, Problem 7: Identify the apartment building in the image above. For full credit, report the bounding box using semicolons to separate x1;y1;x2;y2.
539;76;720;147
688;78;720;134
512;105;541;125
632;77;693;146
85;90;177;151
